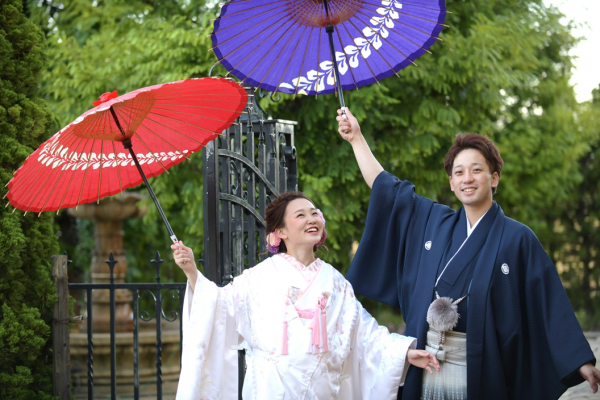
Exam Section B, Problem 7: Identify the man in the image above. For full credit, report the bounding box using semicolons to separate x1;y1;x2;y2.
337;107;600;399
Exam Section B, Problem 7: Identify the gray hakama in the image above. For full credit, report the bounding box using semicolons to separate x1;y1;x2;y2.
421;329;467;400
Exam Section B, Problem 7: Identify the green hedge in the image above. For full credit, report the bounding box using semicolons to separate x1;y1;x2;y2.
0;0;59;398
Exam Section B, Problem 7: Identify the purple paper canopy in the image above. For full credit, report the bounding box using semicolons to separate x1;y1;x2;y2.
211;0;447;96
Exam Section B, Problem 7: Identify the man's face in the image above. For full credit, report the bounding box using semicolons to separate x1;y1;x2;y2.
449;149;499;208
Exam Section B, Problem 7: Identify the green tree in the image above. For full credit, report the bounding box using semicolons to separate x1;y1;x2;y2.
32;0;597;324
548;86;600;327
31;0;218;281
0;0;59;398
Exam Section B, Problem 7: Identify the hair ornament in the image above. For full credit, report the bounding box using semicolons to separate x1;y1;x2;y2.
316;209;327;248
266;231;281;253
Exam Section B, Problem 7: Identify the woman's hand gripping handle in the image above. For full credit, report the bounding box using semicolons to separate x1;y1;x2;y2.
171;241;199;293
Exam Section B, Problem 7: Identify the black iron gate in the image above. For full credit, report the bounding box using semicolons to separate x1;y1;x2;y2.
202;83;297;396
202;84;297;286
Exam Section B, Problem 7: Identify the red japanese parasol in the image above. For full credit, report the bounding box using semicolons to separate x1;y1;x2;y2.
5;77;247;243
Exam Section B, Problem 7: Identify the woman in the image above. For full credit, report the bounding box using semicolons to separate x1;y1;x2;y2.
173;192;439;400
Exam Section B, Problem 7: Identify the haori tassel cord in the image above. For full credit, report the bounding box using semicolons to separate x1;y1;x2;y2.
426;289;467;345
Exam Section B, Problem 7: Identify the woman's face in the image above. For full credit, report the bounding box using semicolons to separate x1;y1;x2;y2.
276;198;323;249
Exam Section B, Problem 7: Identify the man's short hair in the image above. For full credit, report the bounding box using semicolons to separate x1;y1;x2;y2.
443;133;504;195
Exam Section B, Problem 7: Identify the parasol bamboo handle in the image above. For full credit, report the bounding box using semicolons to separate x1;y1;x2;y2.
122;139;179;245
109;107;179;245
326;23;347;120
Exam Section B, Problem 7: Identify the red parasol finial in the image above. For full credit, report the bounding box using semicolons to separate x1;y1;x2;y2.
92;90;118;107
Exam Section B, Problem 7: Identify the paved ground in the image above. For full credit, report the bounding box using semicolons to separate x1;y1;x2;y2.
560;332;600;400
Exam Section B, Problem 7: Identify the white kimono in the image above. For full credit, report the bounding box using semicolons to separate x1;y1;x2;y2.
176;254;416;400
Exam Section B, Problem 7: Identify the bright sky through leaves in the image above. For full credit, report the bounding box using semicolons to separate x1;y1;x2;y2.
545;0;600;102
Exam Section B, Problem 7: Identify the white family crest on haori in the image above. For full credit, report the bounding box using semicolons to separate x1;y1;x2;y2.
177;254;416;400
501;263;509;274
279;1;404;95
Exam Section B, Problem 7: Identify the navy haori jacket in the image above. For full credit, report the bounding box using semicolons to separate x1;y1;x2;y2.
346;171;595;400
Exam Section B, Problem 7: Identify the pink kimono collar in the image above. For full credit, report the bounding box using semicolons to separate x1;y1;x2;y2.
277;253;329;356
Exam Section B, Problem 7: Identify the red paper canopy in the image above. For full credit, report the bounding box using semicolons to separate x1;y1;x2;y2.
6;77;247;213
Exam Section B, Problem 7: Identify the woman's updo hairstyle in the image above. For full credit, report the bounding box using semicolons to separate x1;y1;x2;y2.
265;191;318;254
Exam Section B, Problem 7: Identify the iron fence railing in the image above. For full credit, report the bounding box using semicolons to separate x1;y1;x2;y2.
68;252;185;400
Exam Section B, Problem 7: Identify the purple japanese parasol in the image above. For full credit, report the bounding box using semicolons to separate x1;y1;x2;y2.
211;0;448;112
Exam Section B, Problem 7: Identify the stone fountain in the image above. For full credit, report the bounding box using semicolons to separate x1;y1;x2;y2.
68;193;181;398
69;193;146;332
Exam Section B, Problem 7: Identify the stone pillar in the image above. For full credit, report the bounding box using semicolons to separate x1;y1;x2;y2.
69;193;146;332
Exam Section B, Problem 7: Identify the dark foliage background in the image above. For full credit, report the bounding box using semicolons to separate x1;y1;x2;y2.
0;0;60;398
4;2;598;395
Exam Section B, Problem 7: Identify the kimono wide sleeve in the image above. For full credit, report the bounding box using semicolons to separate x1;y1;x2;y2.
347;171;426;308
342;303;417;399
519;234;596;396
176;272;242;400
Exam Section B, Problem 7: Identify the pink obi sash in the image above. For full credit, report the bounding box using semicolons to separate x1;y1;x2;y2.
281;295;329;355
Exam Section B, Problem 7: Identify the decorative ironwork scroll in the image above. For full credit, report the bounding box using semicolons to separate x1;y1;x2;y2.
202;84;298;286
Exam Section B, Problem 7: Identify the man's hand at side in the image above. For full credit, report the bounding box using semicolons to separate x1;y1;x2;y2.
580;363;600;394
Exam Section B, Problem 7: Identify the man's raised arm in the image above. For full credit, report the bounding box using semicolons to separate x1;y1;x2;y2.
337;107;384;189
